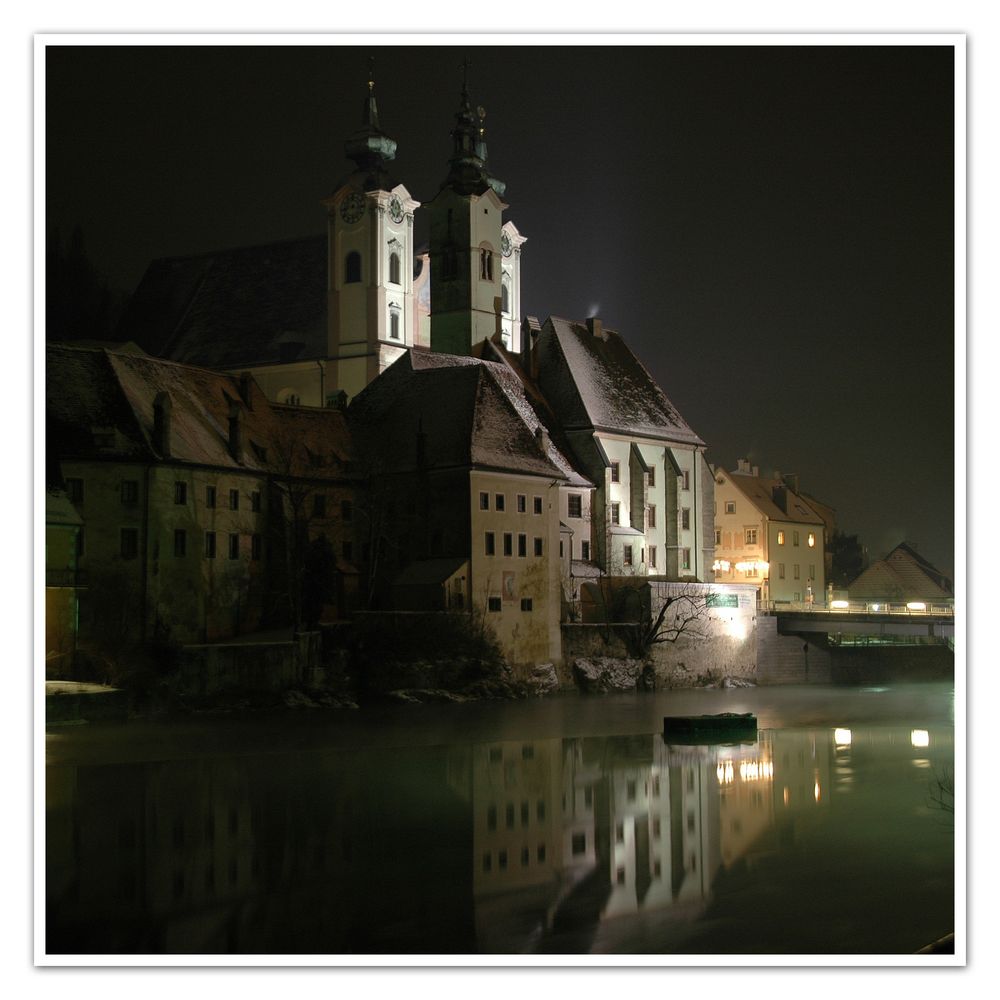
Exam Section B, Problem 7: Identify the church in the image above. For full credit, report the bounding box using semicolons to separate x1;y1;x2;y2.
109;65;715;667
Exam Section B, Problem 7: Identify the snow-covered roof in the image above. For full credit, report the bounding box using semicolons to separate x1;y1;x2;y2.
723;469;824;526
537;317;705;446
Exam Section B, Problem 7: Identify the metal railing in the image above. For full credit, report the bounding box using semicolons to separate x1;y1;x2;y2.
763;599;954;617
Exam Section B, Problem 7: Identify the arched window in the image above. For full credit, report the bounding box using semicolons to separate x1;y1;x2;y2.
344;251;362;284
501;280;510;314
389;311;401;341
479;247;494;281
389;251;400;285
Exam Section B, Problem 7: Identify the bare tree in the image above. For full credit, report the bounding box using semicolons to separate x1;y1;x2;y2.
605;579;711;659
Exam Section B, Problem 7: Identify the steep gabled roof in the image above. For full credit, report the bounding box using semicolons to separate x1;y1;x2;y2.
724;469;824;526
115;235;328;369
349;350;566;480
537;317;704;446
849;544;953;600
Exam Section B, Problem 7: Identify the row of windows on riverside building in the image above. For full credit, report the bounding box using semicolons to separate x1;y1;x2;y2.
608;461;691;491
480;491;544;514
484;532;544;558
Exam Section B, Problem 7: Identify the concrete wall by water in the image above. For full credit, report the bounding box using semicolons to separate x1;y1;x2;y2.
756;615;831;685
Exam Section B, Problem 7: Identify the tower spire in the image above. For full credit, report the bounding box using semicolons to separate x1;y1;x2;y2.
442;59;505;197
343;56;397;190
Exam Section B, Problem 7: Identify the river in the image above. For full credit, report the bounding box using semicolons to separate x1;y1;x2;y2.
45;682;956;957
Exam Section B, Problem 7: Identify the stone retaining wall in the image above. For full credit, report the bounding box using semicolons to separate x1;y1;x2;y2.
756;616;832;685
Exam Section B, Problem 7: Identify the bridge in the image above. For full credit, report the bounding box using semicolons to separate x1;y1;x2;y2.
771;600;954;642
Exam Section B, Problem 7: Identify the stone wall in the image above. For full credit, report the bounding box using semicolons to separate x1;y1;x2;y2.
756;615;831;685
178;631;321;696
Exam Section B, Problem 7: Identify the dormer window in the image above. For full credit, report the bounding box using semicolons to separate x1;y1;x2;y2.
345;251;362;284
389;251;401;285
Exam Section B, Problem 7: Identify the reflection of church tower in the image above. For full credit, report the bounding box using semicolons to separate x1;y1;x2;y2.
428;65;525;356
322;61;420;400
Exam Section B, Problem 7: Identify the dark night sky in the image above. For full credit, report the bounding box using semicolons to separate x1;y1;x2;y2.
45;42;956;573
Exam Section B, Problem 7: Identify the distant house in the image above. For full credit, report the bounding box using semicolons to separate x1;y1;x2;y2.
713;459;827;605
45;488;83;675
848;542;953;602
46;343;357;651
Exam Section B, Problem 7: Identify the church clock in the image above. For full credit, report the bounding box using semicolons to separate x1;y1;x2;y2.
500;230;512;257
388;195;404;223
340;190;365;224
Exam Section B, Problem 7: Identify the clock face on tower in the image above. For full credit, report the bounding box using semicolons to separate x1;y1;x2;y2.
340;191;365;225
388;195;404;224
500;231;512;258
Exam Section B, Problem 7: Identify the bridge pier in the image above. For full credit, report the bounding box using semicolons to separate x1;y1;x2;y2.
757;616;831;685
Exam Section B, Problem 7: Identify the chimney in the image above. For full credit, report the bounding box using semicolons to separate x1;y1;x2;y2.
586;316;603;339
736;457;750;475
228;401;243;462
152;391;171;457
238;372;254;408
535;425;550;455
751;464;759;477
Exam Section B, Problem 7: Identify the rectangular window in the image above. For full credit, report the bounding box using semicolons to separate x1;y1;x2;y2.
205;531;216;559
312;494;326;518
793;530;800;546
120;528;138;560
173;528;186;557
503;533;513;557
572;833;586;856
610;461;620;483
480;491;489;510
517;533;527;557
682;470;691;490
567;494;582;518
228;533;239;559
341;499;353;522
485;531;495;555
725;500;735;514
809;564;816;579
229;488;239;511
517;494;527;513
623;544;633;566
649;465;656;487
808;532;816;548
610;502;620;525
495;494;505;512
649;546;657;569
779;563;785;579
251;491;261;512
682;508;690;530
745;528;758;545
174;481;187;505
520;597;533;612
488;596;502;612
714;528;722;545
777;530;785;545
682;547;691;570
533;537;543;557
65;478;83;503
559;541;563;558
648;504;656;528
581;540;590;561
121;480;138;505
794;564;800;579
251;534;261;560
537;844;546;863
205;485;216;509
533;495;543;514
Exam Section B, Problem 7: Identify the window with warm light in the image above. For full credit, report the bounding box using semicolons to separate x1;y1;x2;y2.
745;528;758;545
777;530;785;545
808;532;816;547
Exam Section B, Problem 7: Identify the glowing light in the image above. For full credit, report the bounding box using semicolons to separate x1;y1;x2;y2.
834;728;852;746
807;533;815;547
871;603;880;612
831;600;849;610
734;560;769;573
783;787;790;806
814;782;821;802
910;729;930;748
906;601;927;612
725;616;747;641
713;559;731;572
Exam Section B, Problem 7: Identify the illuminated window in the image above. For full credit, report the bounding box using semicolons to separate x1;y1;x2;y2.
121;480;138;505
388;251;400;285
808;532;816;547
174;481;187;505
480;491;489;510
610;461;620;483
745;528;758;545
485;532;495;556
344;251;361;284
204;531;216;559
725;500;735;514
777;530;785;545
517;494;527;513
611;502;620;525
568;494;582;518
533;495;542;514
682;508;690;530
623;545;633;566
173;529;187;557
517;534;527;557
66;478;84;503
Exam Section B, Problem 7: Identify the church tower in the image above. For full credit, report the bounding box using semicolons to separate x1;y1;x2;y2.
428;67;525;356
322;62;420;400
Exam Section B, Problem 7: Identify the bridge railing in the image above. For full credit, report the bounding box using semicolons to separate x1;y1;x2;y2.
762;599;954;617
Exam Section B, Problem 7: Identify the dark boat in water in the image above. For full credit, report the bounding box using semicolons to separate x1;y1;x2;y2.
663;712;758;744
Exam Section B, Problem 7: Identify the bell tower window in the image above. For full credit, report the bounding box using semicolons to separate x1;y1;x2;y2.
501;279;510;314
345;251;362;284
389;310;401;341
389;251;401;285
480;248;494;281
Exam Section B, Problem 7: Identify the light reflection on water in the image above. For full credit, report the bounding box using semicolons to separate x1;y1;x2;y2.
46;685;955;956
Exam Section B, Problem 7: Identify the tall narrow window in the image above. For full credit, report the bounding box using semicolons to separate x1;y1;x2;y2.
174;481;187;505
682;508;690;530
501;280;510;313
228;534;239;560
682;548;692;570
567;494;582;518
389;311;400;340
388;251;400;285
649;546;657;569
533;537;543;557
503;533;513;557
205;531;216;559
610;502;620;525
480;248;493;280
344;251;362;284
517;534;527;558
581;540;590;561
623;545;633;566
648;505;656;528
485;532;495;556
610;462;620;483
